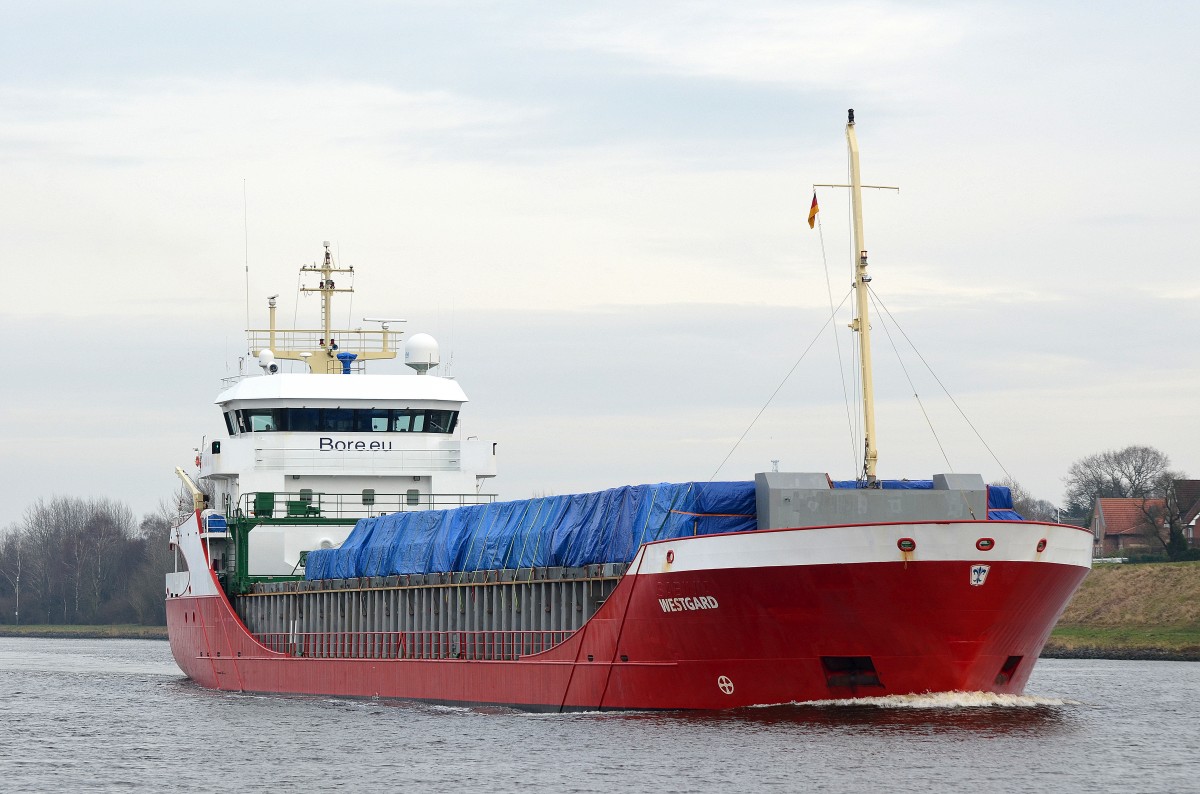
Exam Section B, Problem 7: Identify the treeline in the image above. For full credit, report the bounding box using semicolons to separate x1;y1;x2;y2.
0;496;179;626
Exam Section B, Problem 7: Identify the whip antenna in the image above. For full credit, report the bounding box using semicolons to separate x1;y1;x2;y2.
243;179;250;332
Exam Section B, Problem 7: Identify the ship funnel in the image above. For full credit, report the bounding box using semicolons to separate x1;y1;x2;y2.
405;333;440;375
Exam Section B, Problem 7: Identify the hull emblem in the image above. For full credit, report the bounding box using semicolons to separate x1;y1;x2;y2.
970;564;990;586
717;676;734;695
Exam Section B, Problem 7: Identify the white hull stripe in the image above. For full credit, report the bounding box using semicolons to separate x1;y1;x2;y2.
169;518;1092;597
632;521;1093;574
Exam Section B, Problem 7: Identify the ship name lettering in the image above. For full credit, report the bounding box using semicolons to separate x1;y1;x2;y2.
319;437;394;451
658;596;719;613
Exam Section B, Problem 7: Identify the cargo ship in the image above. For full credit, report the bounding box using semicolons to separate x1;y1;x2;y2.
166;111;1093;710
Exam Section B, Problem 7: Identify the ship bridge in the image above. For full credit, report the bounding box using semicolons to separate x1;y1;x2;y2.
201;373;495;508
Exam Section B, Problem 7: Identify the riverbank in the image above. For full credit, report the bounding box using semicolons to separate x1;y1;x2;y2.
0;624;167;640
1043;620;1200;661
1044;560;1200;661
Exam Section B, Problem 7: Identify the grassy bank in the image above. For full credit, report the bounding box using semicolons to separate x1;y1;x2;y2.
0;624;167;640
1045;561;1200;661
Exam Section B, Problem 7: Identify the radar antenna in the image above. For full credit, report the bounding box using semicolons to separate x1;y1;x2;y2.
363;317;407;331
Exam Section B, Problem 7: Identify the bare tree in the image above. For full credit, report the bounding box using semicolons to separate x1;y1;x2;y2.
1133;476;1195;561
81;500;137;622
19;497;73;622
996;478;1060;522
1063;445;1174;515
0;529;21;624
123;500;183;625
0;496;165;625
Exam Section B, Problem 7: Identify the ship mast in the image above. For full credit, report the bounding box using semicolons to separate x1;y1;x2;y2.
846;109;879;484
300;241;355;362
249;242;400;374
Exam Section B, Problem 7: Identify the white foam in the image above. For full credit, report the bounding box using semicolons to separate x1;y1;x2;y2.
425;703;473;713
783;691;1077;709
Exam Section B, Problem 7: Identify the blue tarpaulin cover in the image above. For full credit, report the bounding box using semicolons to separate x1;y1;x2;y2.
304;481;758;580
986;484;1025;521
303;478;1030;580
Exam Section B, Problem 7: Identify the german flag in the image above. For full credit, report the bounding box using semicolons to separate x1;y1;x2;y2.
807;192;819;229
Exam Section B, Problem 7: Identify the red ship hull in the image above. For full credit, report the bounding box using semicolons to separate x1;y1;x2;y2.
167;519;1091;710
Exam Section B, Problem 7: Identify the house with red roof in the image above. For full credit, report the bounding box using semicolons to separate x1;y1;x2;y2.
1090;498;1165;556
1090;480;1200;557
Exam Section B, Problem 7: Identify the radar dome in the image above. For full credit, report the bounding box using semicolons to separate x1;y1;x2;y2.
405;333;440;374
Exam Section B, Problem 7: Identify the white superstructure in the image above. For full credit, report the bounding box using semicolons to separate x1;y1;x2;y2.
203;374;495;503
187;243;497;578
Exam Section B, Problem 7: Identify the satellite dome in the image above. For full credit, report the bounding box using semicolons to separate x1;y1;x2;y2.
257;349;279;374
405;333;440;374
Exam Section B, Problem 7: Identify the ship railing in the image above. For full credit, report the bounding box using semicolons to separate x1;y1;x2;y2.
254;447;462;473
246;328;395;355
238;490;497;520
220;374;250;389
252;629;572;661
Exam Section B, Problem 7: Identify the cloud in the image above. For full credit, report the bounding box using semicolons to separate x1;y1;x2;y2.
0;78;827;320
0;80;535;166
2;1;1198;529
546;1;967;90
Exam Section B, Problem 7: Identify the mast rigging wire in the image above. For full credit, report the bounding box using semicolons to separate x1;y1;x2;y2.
866;286;1014;483
867;289;953;472
708;289;853;481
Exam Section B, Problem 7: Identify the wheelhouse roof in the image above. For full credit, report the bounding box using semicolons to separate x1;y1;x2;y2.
216;373;469;406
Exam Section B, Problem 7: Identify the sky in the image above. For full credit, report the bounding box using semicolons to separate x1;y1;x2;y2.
2;1;1197;528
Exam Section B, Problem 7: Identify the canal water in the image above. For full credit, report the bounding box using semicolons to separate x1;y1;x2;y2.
0;637;1195;793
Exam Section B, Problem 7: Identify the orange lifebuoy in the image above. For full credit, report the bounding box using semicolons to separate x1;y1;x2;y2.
195;455;201;467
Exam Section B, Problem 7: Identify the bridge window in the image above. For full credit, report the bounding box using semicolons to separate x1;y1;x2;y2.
393;411;424;432
231;407;459;434
245;410;277;432
323;409;355;433
288;408;320;431
358;409;391;432
427;410;456;433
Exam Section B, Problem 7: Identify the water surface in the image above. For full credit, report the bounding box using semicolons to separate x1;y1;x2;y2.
0;639;1194;793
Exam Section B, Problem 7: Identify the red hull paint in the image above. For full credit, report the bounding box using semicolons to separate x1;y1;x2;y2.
167;555;1087;711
